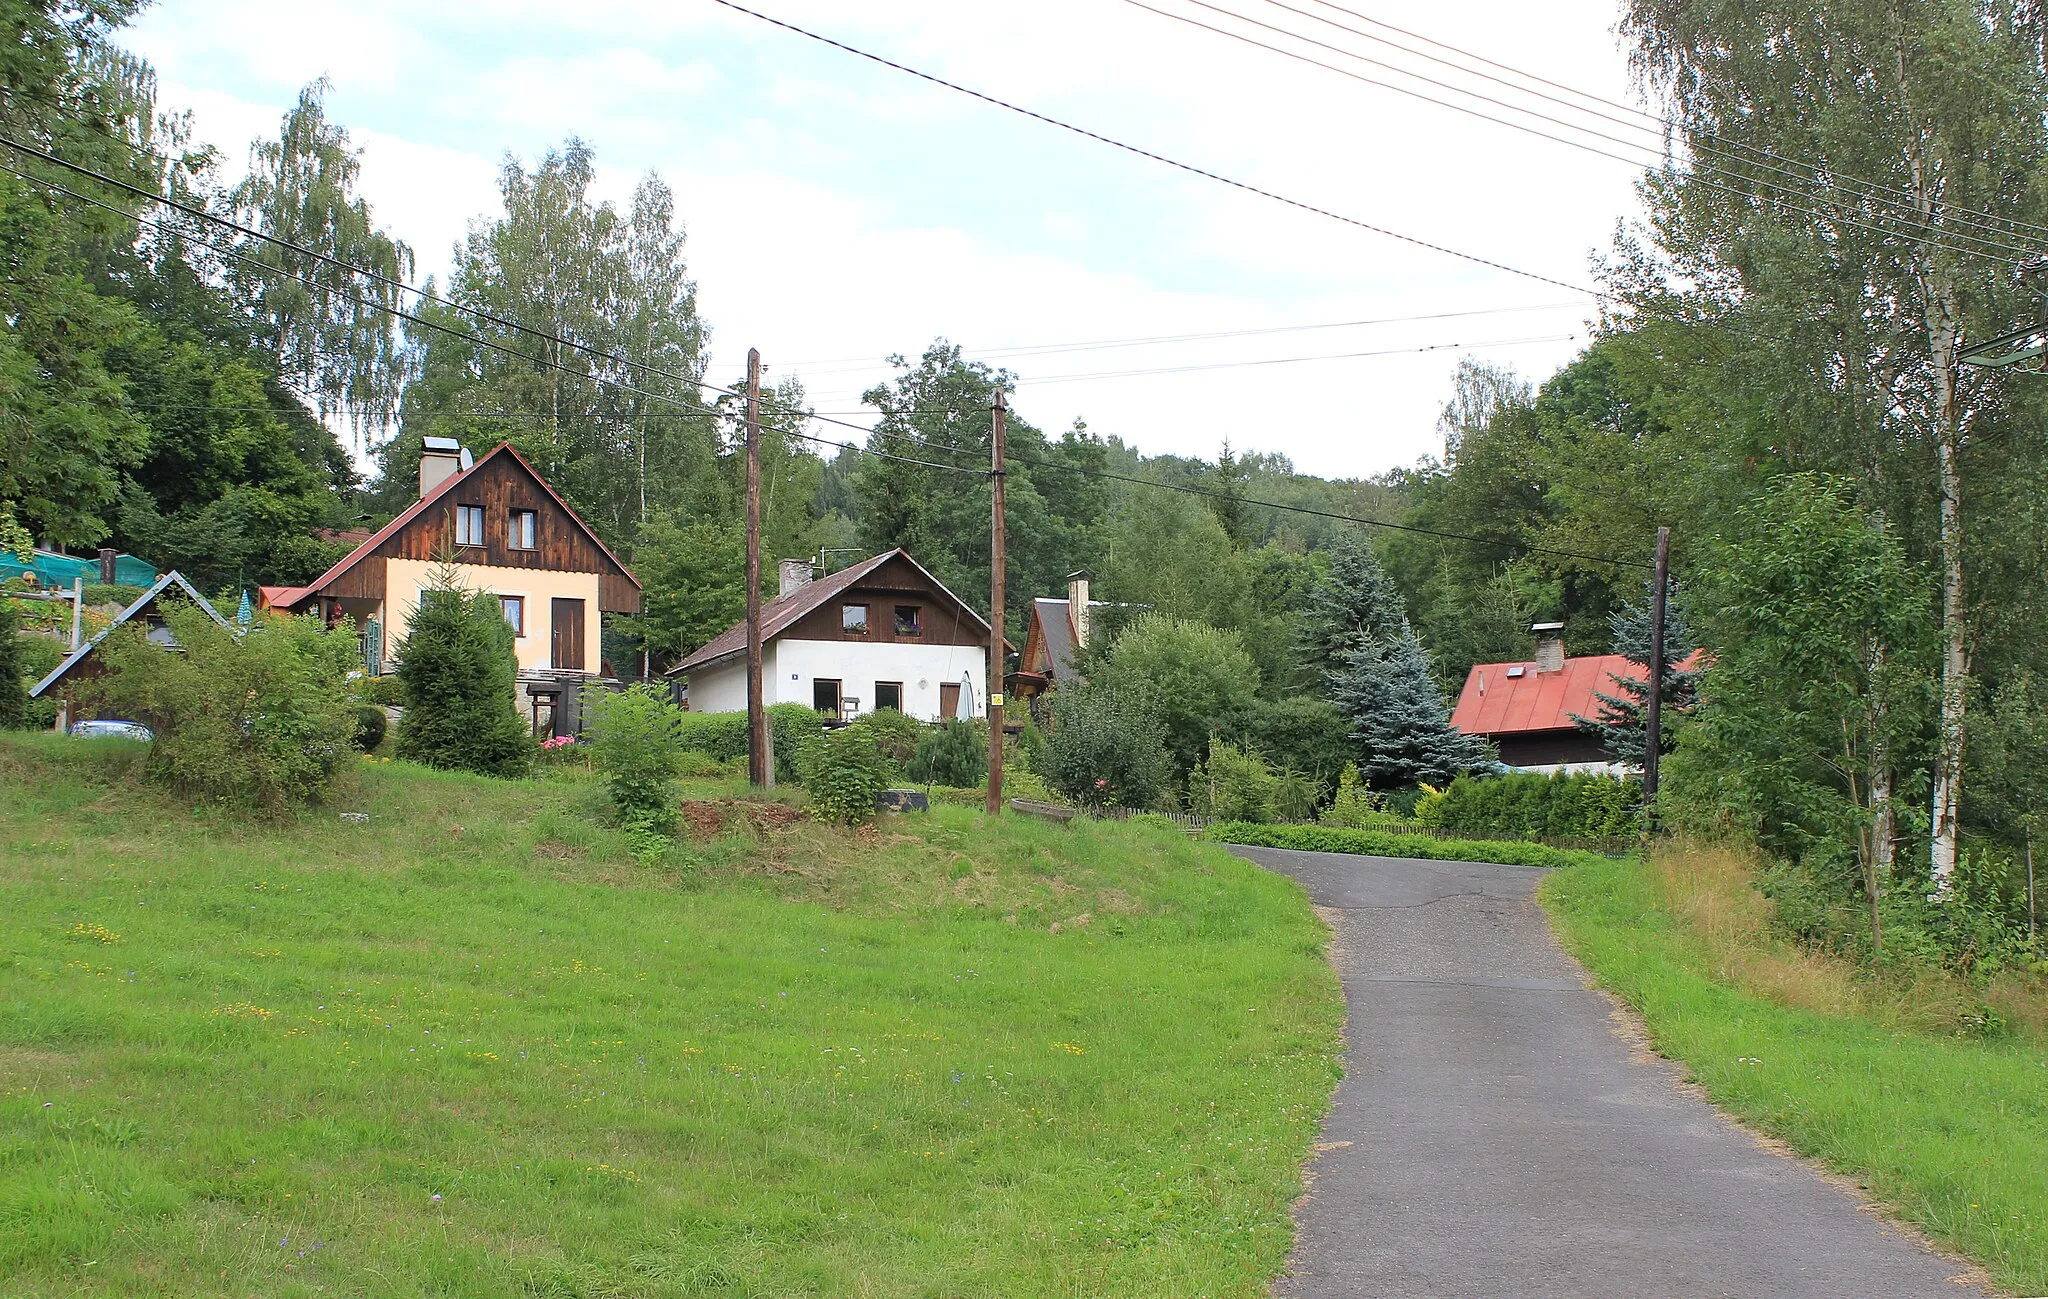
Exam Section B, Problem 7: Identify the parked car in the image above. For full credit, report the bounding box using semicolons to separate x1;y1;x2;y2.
69;719;153;742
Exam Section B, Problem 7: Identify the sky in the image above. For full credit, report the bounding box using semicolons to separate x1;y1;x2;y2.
123;0;1648;480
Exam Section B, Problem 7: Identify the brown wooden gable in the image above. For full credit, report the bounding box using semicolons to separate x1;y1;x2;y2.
781;552;989;648
301;443;639;614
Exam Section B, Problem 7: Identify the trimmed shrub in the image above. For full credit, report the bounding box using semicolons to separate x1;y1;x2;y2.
393;580;533;777
1039;685;1175;811
1187;741;1276;822
795;726;893;824
908;718;986;788
677;704;829;782
582;683;689;835
1208;821;1608;871
350;704;388;753
677;710;749;761
1419;771;1641;841
85;603;360;812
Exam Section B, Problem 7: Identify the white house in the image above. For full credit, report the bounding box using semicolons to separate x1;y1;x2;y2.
671;549;1000;722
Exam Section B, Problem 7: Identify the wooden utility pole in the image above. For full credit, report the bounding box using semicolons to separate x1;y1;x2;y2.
1643;526;1671;816
745;348;768;787
986;390;1008;816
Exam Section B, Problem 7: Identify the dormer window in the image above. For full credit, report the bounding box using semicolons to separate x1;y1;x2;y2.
455;504;485;547
509;509;537;550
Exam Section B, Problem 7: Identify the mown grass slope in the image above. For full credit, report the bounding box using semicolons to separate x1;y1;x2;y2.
1543;849;2048;1293
0;736;1342;1297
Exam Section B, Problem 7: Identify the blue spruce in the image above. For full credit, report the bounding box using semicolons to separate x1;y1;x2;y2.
1311;532;1486;788
1572;579;1699;770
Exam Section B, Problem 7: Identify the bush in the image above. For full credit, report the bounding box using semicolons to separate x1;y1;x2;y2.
1091;613;1260;778
908;718;986;788
81;583;147;608
677;704;829;782
1209;821;1606;871
582;683;689;835
1039;685;1175;811
350;704;388;753
393;579;533;778
85;603;360;812
795;726;894;824
1421;771;1641;841
361;674;405;707
1187;741;1276;822
848;707;921;772
677;710;749;761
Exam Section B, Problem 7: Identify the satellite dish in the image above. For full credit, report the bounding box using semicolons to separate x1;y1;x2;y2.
458;447;474;470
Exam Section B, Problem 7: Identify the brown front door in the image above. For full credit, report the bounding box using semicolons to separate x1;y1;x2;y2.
551;598;586;671
939;682;961;720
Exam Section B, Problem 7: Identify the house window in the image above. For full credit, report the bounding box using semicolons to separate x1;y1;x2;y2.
509;509;537;550
842;603;869;635
455;504;485;547
499;595;524;636
813;678;842;718
875;681;903;712
894;605;921;636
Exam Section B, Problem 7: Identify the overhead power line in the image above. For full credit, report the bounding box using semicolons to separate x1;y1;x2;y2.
701;0;1609;300
0;151;1652;572
777;301;1586;371
1131;0;2037;265
1280;0;2048;249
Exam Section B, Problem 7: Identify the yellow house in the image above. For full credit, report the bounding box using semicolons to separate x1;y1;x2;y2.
261;439;640;689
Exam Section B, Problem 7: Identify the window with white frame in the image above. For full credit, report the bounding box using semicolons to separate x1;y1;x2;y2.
509;508;537;550
455;503;485;547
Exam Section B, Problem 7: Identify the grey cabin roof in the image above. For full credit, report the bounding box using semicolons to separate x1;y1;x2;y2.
29;571;234;699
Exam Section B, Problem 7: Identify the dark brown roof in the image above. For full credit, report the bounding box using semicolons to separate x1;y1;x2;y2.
1033;598;1081;678
279;441;637;610
670;549;998;675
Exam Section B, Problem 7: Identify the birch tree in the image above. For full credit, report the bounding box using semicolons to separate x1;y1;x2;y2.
1619;0;2048;892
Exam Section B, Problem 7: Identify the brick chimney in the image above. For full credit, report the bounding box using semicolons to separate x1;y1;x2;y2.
1532;622;1566;673
779;558;816;599
1067;569;1091;646
420;436;463;499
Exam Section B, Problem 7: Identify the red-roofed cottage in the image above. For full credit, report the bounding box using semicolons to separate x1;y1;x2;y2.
1450;623;1661;774
260;438;639;686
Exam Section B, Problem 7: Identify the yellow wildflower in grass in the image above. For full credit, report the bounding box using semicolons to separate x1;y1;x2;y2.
1052;1041;1086;1055
65;922;120;945
212;1002;275;1019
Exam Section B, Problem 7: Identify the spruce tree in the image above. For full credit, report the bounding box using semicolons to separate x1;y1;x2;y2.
1573;579;1699;770
1309;532;1485;788
393;569;533;776
1330;634;1487;789
1299;531;1410;671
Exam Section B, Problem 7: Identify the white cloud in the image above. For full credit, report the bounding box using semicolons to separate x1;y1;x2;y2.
124;0;1644;478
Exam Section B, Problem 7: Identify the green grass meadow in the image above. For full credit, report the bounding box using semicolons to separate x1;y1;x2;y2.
0;736;1342;1296
1543;853;2048;1293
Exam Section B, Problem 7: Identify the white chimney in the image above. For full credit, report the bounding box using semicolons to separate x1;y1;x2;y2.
420;436;463;499
779;558;815;599
1532;622;1566;673
1067;569;1091;646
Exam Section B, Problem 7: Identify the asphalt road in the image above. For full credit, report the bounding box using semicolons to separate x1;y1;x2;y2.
1231;845;1995;1299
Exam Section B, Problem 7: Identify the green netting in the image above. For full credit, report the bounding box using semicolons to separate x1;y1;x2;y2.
0;550;158;589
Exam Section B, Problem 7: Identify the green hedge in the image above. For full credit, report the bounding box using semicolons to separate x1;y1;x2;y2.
1207;821;1612;870
1420;771;1641;841
678;704;828;781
